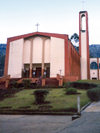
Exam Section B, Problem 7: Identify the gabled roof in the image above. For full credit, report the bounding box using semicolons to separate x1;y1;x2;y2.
8;32;68;42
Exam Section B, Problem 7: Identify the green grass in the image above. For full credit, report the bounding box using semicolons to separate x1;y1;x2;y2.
77;80;100;84
0;88;90;112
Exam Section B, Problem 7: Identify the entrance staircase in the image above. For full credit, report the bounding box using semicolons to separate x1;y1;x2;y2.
45;78;59;87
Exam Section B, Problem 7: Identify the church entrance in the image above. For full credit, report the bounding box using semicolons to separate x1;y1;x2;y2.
22;63;50;78
32;63;50;78
35;67;41;78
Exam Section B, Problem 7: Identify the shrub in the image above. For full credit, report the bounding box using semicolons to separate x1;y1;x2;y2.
63;82;71;88
34;89;49;104
65;87;77;95
70;82;97;90
87;87;100;101
9;80;18;88
22;79;31;89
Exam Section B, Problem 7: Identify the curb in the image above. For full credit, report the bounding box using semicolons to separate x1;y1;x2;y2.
81;102;91;112
0;110;75;115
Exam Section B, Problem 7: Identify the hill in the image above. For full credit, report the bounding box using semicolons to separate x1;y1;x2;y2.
89;44;100;58
0;44;6;77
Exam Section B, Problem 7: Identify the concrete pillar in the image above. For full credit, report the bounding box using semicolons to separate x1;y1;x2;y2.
42;78;46;86
41;38;46;77
29;39;33;78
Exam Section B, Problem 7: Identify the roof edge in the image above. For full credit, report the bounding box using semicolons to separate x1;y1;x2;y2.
7;32;68;42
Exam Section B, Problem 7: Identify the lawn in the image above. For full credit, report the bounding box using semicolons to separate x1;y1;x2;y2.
77;80;100;84
0;88;90;113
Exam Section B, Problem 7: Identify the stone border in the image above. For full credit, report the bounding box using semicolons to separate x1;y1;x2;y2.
0;109;75;115
81;102;91;112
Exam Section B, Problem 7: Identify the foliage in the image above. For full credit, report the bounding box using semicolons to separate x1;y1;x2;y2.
77;80;100;85
63;82;71;88
0;88;22;101
9;80;18;88
0;89;89;112
65;81;97;90
34;89;49;104
22;79;31;89
87;87;100;101
70;33;79;43
65;88;77;95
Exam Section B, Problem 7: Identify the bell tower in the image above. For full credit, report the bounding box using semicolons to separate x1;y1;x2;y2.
79;11;90;79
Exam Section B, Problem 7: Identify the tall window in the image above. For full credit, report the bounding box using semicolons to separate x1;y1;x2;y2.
81;14;86;31
90;62;98;69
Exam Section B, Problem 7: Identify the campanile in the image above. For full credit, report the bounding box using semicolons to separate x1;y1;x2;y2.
79;11;90;79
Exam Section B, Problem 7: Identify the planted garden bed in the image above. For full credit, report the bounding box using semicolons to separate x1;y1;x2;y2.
0;88;89;114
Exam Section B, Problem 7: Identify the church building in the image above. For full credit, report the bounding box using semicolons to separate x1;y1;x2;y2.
4;11;90;86
4;32;80;82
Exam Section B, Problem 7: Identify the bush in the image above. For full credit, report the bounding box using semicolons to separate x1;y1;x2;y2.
9;80;18;88
34;89;49;104
0;88;22;100
22;79;31;89
64;82;97;90
87;87;100;101
65;87;77;95
63;82;71;88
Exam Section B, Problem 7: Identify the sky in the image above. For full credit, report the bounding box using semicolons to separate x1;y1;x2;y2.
0;0;100;45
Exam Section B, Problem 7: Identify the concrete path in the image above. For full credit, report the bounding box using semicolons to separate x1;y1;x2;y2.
57;101;100;133
84;102;100;112
0;102;100;133
0;115;72;133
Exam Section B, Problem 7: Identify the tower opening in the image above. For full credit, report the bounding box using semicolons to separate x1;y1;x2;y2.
81;14;86;32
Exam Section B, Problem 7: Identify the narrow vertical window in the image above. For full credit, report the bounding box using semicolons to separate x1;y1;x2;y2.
81;14;86;31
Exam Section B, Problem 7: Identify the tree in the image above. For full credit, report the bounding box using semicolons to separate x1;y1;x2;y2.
70;33;79;47
70;33;79;43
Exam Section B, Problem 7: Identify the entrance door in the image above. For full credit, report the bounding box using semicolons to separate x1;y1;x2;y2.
46;67;50;78
36;67;41;77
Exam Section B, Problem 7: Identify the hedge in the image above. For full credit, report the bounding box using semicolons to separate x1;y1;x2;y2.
64;82;97;90
65;88;77;95
87;87;100;101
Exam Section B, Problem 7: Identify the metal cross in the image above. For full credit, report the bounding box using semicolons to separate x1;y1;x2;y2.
82;0;86;10
35;23;39;32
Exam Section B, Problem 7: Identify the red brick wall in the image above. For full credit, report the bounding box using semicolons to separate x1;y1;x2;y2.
64;39;81;82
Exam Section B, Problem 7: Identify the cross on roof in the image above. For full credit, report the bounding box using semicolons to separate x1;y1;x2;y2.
81;0;86;10
35;23;39;32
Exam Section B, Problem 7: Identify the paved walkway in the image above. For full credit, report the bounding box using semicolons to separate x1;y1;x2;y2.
57;101;100;133
84;102;100;112
0;115;72;133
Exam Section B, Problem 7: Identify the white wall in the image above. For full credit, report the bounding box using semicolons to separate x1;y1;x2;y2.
32;37;42;63
23;37;51;64
50;37;65;77
90;70;98;80
44;39;50;63
81;32;87;79
8;39;24;78
23;40;31;63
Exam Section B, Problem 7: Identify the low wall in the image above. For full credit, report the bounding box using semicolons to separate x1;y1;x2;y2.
0;75;10;89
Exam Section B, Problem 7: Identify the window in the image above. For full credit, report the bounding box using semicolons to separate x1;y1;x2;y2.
90;62;98;69
81;14;86;32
